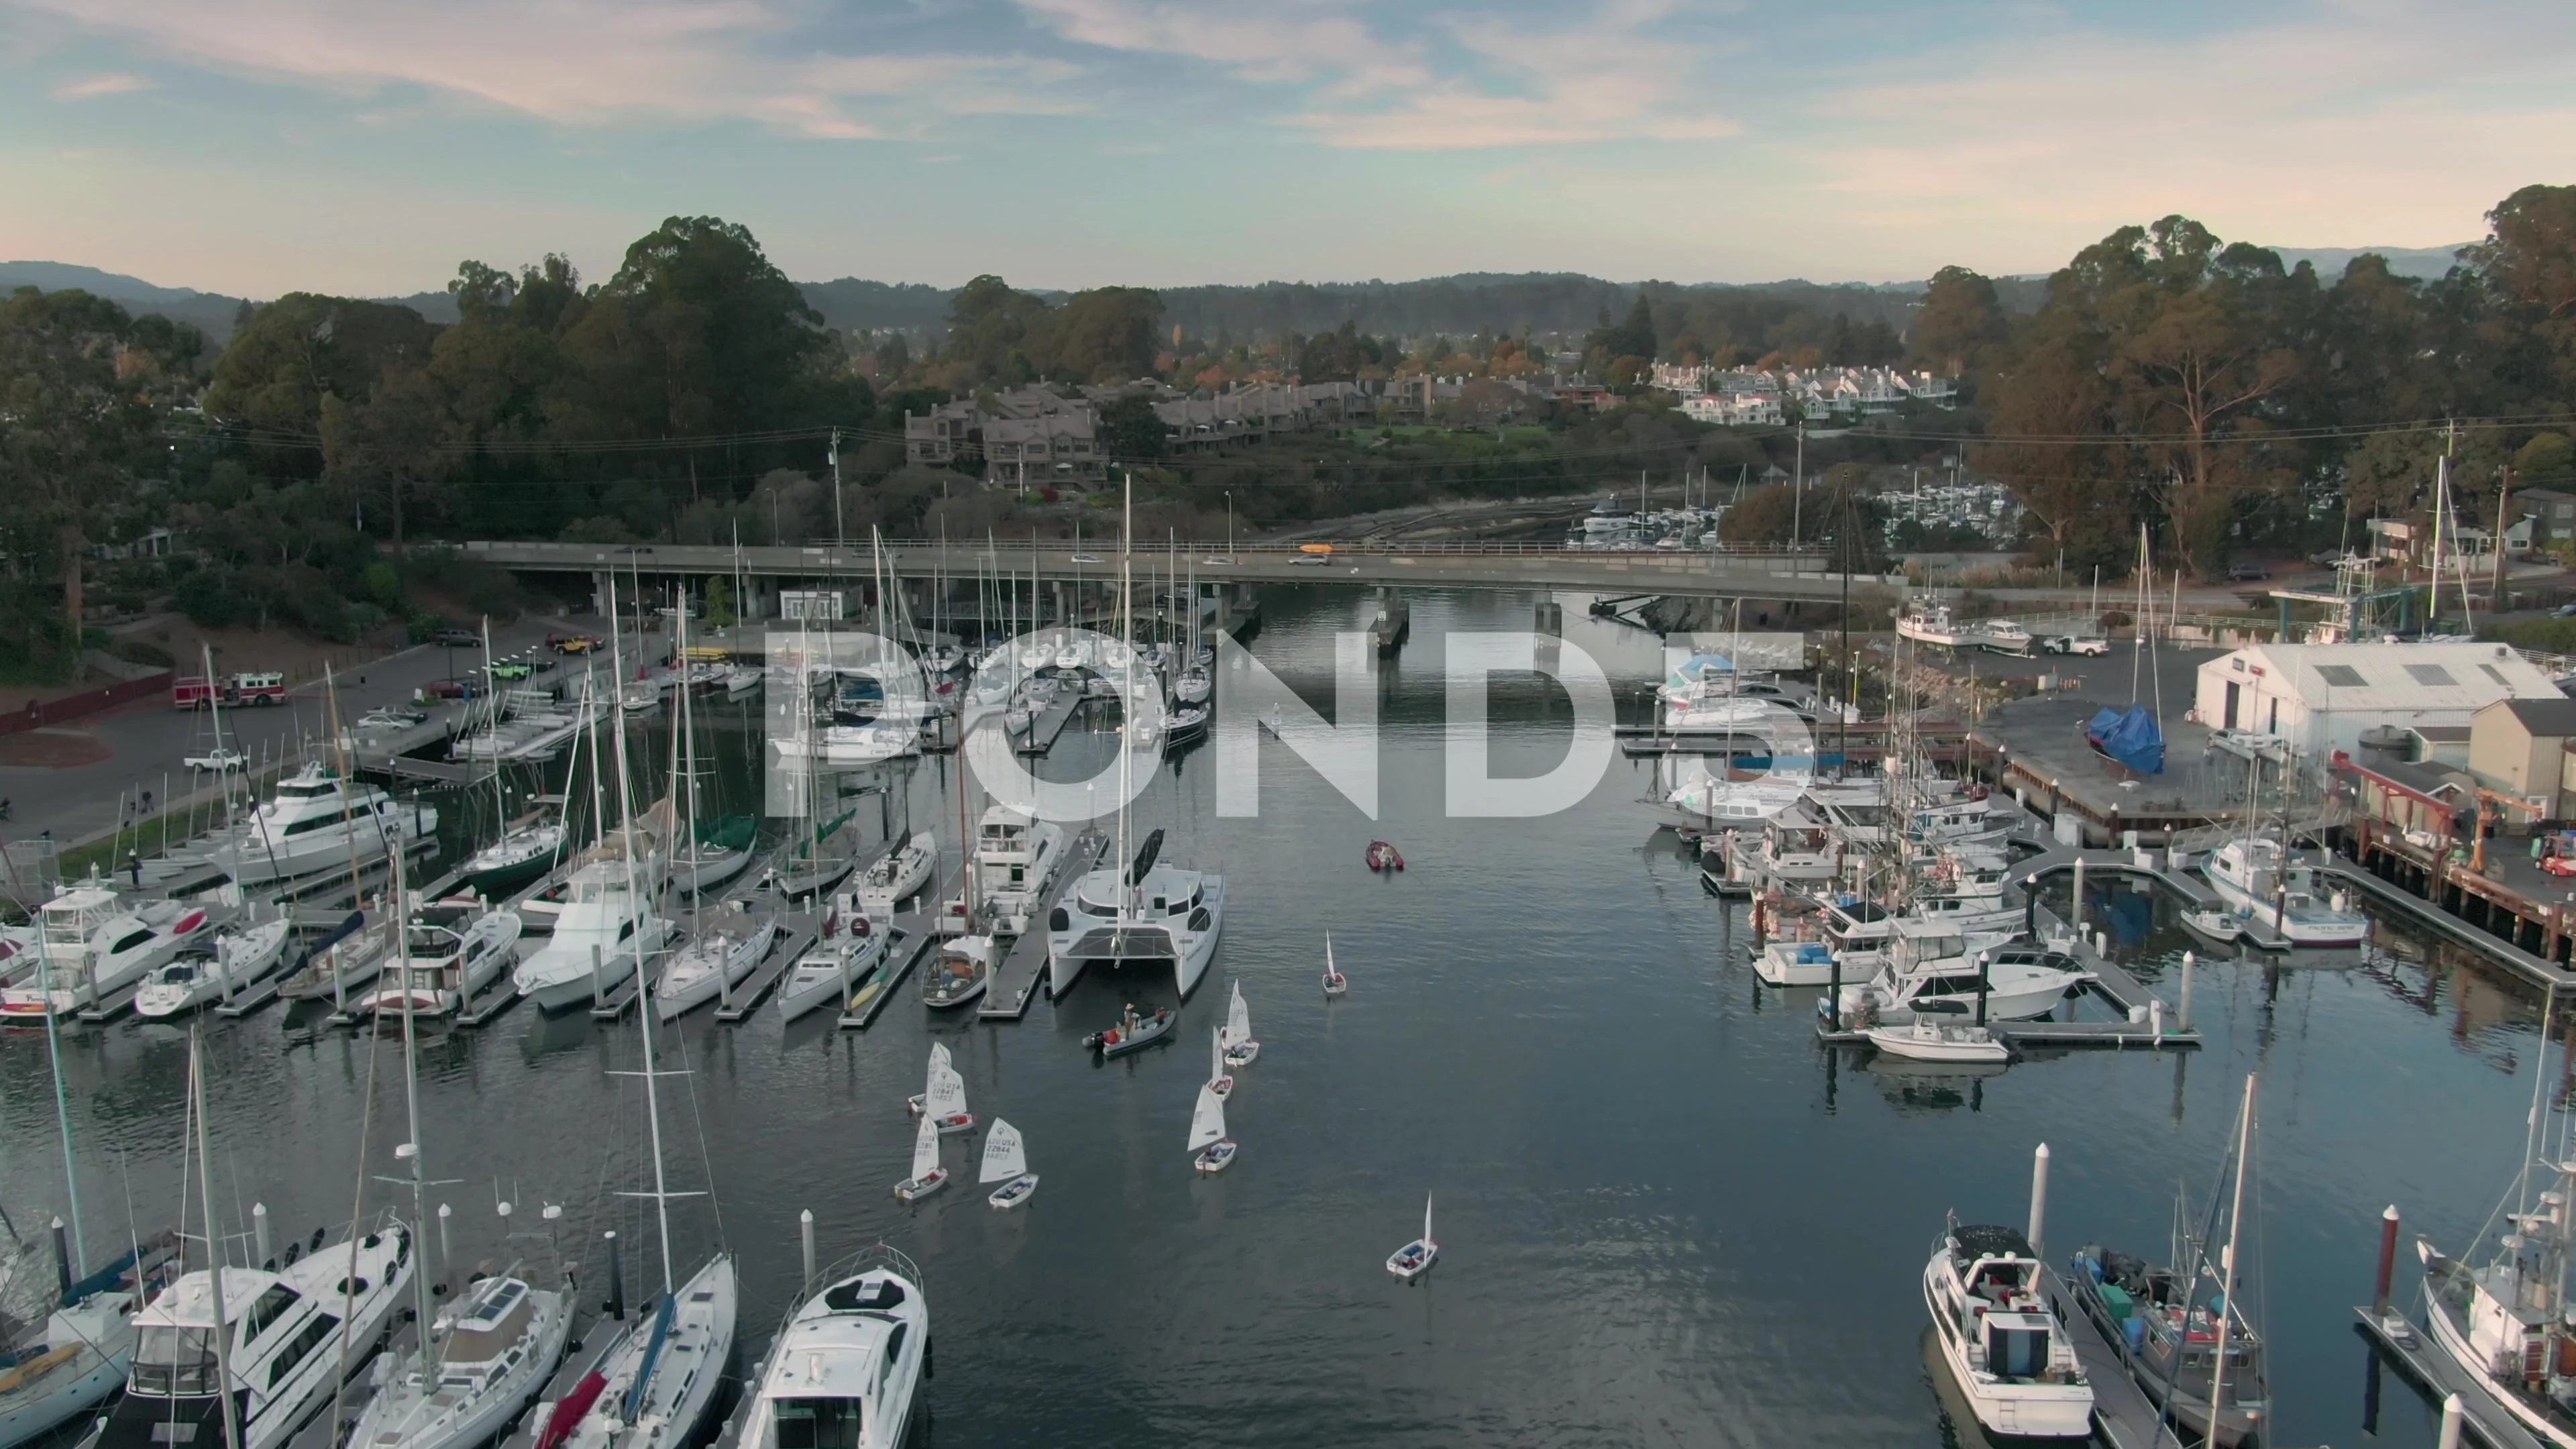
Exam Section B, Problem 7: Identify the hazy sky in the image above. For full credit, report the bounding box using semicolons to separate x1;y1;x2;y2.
3;0;2571;298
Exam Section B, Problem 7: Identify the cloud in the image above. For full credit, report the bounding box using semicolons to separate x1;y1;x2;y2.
7;0;1081;137
51;71;151;99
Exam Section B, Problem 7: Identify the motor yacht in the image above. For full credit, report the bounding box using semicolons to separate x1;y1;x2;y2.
720;1247;926;1449
1045;828;1224;998
223;763;438;885
0;892;211;1020
511;863;669;1013
1833;925;2092;1025
1922;1218;2093;1440
134;916;292;1019
973;806;1065;936
365;906;521;1017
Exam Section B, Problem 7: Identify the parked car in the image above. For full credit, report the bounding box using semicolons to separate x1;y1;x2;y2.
2552;601;2576;618
2041;635;2111;656
2225;561;2270;581
182;748;246;772
429;626;479;647
549;633;602;655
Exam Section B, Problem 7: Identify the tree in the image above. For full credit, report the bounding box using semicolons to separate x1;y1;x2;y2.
1589;294;1656;370
321;363;447;555
1908;266;2008;375
1099;393;1166;461
0;288;150;676
1053;287;1163;382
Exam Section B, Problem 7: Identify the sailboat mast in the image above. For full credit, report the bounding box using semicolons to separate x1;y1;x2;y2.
388;813;437;1342
604;575;678;1295
189;1030;244;1449
2202;1075;2255;1449
482;619;505;842
1116;468;1133;923
678;590;705;922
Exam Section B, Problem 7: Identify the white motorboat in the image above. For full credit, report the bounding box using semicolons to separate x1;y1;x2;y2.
342;1271;574;1449
721;1246;926;1449
1835;928;2092;1026
974;806;1063;936
0;893;211;1020
893;1114;948;1201
1188;1081;1236;1174
857;832;936;918
919;934;991;1010
1656;767;1811;833
1979;619;2035;655
722;665;762;696
1207;1026;1234;1100
1756;899;2019;988
1046;827;1225;998
1323;930;1347;996
1896;597;1974;650
1923;1217;2093;1440
653;908;780;1020
2201;837;2369;947
96;1223;415;1449
981;1120;1038;1208
511;863;669;1013
1386;1193;1438;1282
366;907;521;1017
1866;1002;2012;1063
1220;979;1260;1066
133;916;291;1019
2180;908;2246;945
225;761;437;885
776;896;885;1022
619;680;662;714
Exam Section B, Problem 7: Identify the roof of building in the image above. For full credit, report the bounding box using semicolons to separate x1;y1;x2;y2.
2406;724;2471;743
2208;641;2565;712
2343;752;2473;802
2479;696;2576;737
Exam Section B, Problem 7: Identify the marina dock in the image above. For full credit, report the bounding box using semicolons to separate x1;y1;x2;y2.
2039;1273;2188;1449
1015;687;1083;757
2353;1306;2542;1449
714;911;817;1021
838;919;933;1029
981;829;1107;1018
1815;902;2201;1051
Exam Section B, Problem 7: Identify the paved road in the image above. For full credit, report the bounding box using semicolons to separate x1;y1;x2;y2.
0;615;638;868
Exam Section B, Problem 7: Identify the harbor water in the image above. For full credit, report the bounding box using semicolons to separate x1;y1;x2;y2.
1;586;2553;1448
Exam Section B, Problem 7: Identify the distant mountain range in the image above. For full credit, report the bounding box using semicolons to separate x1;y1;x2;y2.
1;244;2477;347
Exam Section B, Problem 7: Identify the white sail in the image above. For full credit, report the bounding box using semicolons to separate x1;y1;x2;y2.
1212;1026;1226;1083
1424;1191;1434;1240
927;1042;952;1082
979;1118;1028;1183
1188;1081;1227;1150
925;1063;968;1119
910;1112;941;1181
1226;979;1251;1044
1326;931;1336;978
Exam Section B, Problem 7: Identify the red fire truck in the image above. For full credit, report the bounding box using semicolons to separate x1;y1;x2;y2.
172;672;289;708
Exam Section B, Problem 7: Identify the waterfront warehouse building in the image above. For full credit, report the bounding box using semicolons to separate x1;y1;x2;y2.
2193;641;2565;763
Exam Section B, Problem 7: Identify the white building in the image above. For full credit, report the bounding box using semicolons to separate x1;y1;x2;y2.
2193;641;2566;763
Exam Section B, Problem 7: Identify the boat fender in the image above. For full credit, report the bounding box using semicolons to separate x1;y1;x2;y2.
1050;907;1070;932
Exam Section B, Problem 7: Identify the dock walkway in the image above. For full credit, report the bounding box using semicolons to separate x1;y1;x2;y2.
839;920;932;1029
714;912;817;1021
981;830;1107;1020
2353;1306;2543;1449
2039;1273;2187;1449
2323;861;2576;991
1016;689;1082;757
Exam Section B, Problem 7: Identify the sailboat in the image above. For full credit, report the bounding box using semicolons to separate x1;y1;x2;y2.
905;1043;953;1116
894;1114;948;1201
857;831;936;918
1221;979;1260;1067
920;933;991;1010
1208;1026;1234;1099
981;1119;1039;1209
652;904;782;1022
1188;1081;1237;1174
1386;1193;1438;1281
775;894;885;1022
516;572;737;1449
922;1060;975;1136
1323;932;1347;996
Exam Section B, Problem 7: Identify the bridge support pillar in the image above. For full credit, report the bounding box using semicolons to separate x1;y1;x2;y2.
590;570;610;619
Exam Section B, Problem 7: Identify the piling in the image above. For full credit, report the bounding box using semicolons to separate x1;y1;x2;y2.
254;1203;272;1268
52;1218;70;1301
1976;951;1992;1027
800;1209;816;1294
2438;1393;2465;1449
1826;953;1842;1030
2374;1204;2402;1316
604;1230;625;1320
2179;951;2195;1031
2149;998;2164;1042
2096;930;2109;957
590;944;605;1004
2071;856;2086;932
2028;1144;2051;1256
435;1203;450;1280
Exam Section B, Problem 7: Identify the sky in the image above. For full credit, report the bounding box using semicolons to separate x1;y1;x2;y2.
2;0;2573;299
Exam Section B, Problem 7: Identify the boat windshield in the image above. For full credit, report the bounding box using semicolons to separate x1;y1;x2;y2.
133;1326;221;1395
773;1397;866;1449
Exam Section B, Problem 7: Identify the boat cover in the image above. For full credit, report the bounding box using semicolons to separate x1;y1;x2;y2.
2086;703;2165;775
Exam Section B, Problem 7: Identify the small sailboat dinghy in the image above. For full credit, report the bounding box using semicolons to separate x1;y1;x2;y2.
920;1060;975;1136
980;1118;1038;1209
1208;1026;1234;1099
1323;930;1348;996
893;1113;947;1201
1221;979;1260;1067
1387;1191;1439;1282
1188;1081;1236;1174
906;1042;952;1114
1086;1004;1175;1058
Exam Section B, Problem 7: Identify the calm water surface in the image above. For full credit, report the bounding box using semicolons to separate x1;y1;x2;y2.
1;588;2555;1448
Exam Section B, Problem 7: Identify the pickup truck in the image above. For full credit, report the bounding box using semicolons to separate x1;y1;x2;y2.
183;748;246;772
2041;635;2111;656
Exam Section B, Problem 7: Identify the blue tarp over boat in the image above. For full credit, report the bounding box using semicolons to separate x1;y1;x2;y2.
2086;704;2165;774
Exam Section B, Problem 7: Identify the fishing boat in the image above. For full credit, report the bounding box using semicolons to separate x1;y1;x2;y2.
364;906;522;1017
1207;1026;1234;1099
973;806;1063;936
459;818;568;899
1084;1004;1175;1058
652;908;781;1021
893;1115;948;1201
857;832;936;918
1864;1002;2012;1063
1364;840;1405;872
1323;931;1347;996
2416;1081;2576;1446
1834;928;2092;1026
720;1245;927;1449
919;1060;975;1136
981;1120;1038;1208
2201;837;2368;947
771;808;863;901
225;761;437;885
133;915;292;1020
919;934;991;1010
1221;979;1260;1067
1386;1193;1438;1282
1921;1216;2093;1440
1187;1081;1236;1174
776;896;885;1023
2068;1240;2268;1446
1896;597;1974;650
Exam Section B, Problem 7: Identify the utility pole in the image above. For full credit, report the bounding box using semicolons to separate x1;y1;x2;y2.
2494;464;2516;614
829;427;845;550
1790;420;1806;547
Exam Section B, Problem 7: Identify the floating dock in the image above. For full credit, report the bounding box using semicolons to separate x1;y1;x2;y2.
981;830;1106;1019
714;912;817;1021
837;920;933;1030
2039;1272;2189;1449
1815;902;2201;1051
453;977;521;1028
2353;1305;2543;1449
1016;689;1083;757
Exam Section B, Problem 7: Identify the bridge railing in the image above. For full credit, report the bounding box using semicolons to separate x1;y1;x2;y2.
464;537;1834;561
